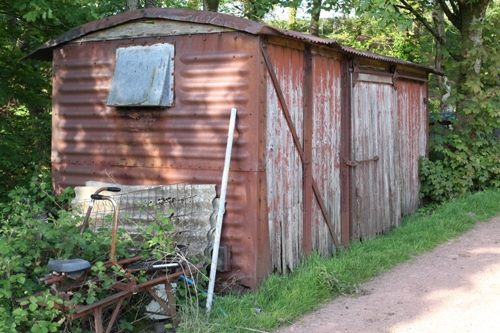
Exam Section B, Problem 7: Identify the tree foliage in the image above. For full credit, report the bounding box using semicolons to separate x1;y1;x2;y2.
0;0;497;199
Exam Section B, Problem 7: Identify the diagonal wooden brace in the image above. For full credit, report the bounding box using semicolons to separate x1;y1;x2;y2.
260;42;341;249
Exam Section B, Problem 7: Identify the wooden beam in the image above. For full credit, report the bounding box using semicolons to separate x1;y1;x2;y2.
261;41;341;250
260;42;305;163
340;60;352;245
302;46;314;254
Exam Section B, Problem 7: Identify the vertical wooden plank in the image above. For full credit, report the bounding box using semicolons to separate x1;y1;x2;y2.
303;47;313;254
310;53;341;254
264;43;304;272
340;59;352;245
351;76;401;239
397;79;428;216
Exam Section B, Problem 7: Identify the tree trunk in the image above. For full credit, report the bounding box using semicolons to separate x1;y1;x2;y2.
203;0;219;12
125;0;138;11
456;3;489;87
309;0;322;36
432;2;452;112
145;0;158;8
454;1;490;129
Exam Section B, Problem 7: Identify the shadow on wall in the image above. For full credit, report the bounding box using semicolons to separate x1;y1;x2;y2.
52;32;262;287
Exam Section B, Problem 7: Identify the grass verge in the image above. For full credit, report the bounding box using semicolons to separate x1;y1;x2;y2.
179;189;500;333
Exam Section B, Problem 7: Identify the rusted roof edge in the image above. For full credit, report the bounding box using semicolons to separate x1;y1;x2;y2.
27;8;275;60
27;8;442;75
338;45;443;75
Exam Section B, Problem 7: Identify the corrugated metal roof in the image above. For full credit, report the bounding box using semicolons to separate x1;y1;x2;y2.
273;27;338;47
28;8;440;74
339;45;440;74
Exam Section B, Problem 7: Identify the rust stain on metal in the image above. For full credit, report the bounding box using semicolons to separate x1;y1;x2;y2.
29;8;440;77
45;10;432;288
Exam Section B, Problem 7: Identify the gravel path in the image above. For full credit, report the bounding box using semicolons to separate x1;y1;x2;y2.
277;216;500;333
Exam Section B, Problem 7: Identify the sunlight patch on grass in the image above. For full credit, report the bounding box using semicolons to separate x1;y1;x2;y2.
179;189;500;333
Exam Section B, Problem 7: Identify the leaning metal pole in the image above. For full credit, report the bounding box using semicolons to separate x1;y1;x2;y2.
206;107;237;313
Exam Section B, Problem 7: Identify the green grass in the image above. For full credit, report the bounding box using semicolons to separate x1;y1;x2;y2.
179;189;500;333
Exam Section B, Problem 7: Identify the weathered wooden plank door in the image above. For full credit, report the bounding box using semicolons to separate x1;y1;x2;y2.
351;76;401;240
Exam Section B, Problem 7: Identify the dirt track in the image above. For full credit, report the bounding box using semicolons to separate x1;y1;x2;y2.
277;216;500;333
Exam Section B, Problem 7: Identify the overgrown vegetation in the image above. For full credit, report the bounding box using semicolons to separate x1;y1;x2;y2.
179;189;500;332
418;3;499;202
0;105;51;201
0;170;194;332
0;0;498;331
1;0;498;202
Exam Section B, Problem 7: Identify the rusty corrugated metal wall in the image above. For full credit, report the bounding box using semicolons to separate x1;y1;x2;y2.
351;77;401;240
51;32;270;288
48;11;431;285
397;79;427;215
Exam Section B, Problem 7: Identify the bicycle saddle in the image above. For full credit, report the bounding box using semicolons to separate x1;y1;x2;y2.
48;258;91;274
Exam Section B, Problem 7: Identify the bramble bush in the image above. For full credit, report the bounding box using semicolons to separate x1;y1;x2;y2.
0;169;195;332
0;170;130;332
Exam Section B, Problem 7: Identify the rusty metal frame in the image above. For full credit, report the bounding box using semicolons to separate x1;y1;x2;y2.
70;271;183;332
261;41;340;249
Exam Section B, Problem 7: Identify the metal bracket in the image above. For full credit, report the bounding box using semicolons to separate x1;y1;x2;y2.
345;155;379;167
391;66;399;90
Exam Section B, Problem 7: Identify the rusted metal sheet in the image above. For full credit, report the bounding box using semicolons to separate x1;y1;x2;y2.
397;79;427;215
265;43;304;273
351;78;401;240
52;34;260;173
51;32;266;288
30;8;274;60
340;45;441;75
311;53;342;255
273;28;338;47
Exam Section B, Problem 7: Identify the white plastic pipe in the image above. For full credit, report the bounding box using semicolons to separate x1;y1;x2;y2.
206;107;237;313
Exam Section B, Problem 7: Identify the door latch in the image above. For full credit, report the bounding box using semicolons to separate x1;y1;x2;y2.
344;155;379;167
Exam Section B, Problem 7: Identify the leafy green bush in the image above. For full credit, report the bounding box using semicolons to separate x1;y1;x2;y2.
0;105;51;202
0;169;189;332
420;83;499;202
0;170;130;332
420;136;499;202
